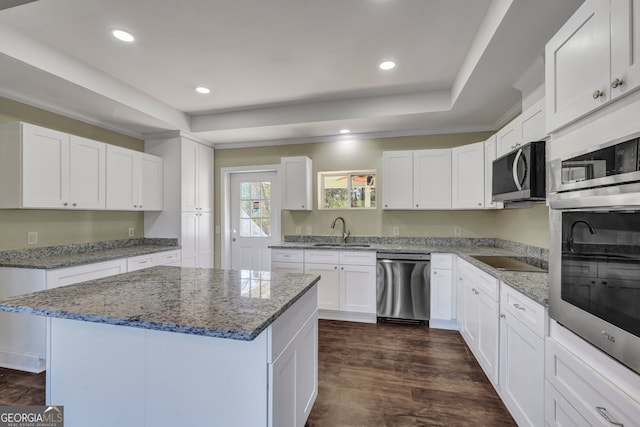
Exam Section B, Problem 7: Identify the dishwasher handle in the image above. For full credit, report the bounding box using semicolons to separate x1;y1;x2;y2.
376;253;430;261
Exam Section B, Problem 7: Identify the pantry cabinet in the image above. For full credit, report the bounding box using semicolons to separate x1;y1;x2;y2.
181;211;214;268
451;141;485;209
106;145;163;211
144;135;214;268
0;122;106;210
546;0;640;132
280;156;312;211
181;138;214;212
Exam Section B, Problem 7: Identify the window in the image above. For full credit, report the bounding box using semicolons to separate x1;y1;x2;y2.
318;170;376;209
239;181;272;237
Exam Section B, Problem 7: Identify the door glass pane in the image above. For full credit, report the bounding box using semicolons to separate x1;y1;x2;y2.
239;181;271;237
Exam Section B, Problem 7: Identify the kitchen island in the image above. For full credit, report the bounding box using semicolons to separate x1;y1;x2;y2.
0;266;320;427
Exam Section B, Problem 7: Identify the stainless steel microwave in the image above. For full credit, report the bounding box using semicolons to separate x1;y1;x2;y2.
492;141;546;202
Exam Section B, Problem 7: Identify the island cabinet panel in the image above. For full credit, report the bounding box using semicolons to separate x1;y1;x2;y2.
44;284;319;427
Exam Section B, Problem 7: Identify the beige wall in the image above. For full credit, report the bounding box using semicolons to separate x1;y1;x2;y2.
214;132;550;265
0;97;145;250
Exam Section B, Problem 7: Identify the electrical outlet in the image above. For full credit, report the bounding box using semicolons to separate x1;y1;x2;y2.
128;227;135;237
295;226;302;235
306;225;312;235
392;226;400;236
454;226;462;236
27;231;38;245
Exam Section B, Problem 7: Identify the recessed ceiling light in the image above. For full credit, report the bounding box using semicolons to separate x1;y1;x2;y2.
195;87;210;94
111;29;135;42
379;61;396;70
339;129;351;134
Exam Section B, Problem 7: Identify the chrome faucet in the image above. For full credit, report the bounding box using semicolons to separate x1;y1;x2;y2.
567;220;596;252
331;216;351;244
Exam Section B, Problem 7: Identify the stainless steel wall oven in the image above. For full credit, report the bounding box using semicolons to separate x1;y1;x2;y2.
549;135;640;374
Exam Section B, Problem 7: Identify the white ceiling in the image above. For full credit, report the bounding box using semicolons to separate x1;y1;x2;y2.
0;0;583;147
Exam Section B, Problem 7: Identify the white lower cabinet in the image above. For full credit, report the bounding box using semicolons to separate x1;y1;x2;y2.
545;321;640;427
498;283;545;427
0;249;180;373
271;249;304;273
430;254;456;329
457;258;499;384
305;250;376;322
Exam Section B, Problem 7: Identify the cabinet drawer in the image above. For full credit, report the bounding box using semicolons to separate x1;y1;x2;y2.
339;250;376;266
127;253;158;272
271;249;304;263
268;286;317;363
500;283;547;337
545;380;589;427
476;267;499;300
46;259;128;289
305;250;340;264
271;262;304;273
546;338;640;426
431;253;453;269
157;250;181;266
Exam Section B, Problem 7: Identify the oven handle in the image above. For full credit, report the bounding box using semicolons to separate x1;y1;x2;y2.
512;148;524;191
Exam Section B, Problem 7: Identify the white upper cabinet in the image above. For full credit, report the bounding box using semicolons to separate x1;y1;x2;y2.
520;98;546;143
381;151;413;209
69;136;106;210
611;0;640;100
181;139;213;212
0;122;106;210
414;149;452;209
280;156;312;211
382;150;452;210
546;0;640;132
496;115;522;157
451;141;485;209
106;145;163;211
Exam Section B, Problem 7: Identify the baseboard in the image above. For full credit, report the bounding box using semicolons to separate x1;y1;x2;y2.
318;310;377;324
429;319;459;330
0;349;45;373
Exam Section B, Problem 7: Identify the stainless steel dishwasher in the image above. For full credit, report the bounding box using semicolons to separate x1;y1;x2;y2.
376;252;430;323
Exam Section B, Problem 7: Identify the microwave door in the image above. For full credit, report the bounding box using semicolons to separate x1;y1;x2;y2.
512;148;525;191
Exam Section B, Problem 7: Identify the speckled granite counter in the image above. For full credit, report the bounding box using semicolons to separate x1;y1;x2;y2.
0;238;180;269
0;266;320;340
270;237;549;305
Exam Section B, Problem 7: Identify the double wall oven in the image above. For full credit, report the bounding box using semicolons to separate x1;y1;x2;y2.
548;134;640;374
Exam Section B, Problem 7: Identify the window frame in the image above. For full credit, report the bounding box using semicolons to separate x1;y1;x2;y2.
317;169;377;210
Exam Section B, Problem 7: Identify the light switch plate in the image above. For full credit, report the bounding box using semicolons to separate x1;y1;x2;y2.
392;226;400;236
128;227;135;237
27;231;38;245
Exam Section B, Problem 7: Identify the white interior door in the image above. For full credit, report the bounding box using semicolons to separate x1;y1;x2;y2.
230;171;280;271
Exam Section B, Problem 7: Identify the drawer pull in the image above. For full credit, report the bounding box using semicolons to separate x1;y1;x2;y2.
513;303;526;311
139;260;148;264
596;407;624;426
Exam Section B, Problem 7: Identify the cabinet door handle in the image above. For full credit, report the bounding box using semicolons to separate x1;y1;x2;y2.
72;203;77;207
334;266;337;270
500;313;505;319
513;303;526;311
596;407;624;426
593;89;604;99
63;202;68;206
433;271;437;275
611;78;624;88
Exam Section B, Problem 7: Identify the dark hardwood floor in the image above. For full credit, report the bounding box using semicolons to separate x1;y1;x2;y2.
306;320;516;427
0;320;515;426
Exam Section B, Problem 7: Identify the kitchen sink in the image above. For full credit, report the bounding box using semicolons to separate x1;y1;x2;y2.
312;243;371;248
470;255;547;272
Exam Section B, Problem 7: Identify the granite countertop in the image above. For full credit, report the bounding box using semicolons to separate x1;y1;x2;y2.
0;266;320;341
0;238;180;269
270;240;549;306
